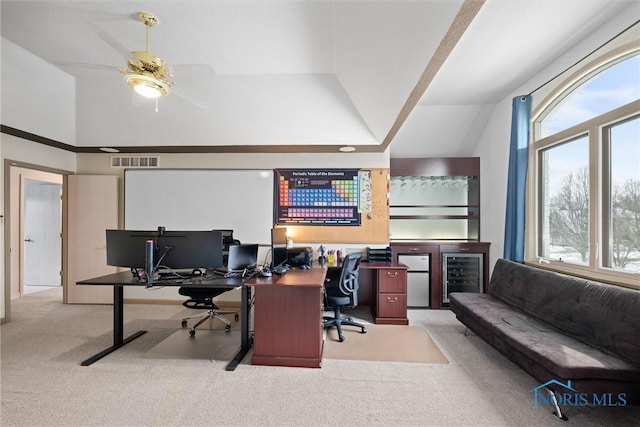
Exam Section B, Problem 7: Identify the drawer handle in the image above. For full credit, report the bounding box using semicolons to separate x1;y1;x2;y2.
386;271;398;278
387;297;399;303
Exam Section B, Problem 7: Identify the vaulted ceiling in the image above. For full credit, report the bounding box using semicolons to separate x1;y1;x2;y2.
1;1;635;155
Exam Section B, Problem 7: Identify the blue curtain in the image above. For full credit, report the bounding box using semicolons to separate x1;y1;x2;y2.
503;95;532;262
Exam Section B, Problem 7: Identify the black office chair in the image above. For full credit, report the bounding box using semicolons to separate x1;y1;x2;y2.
323;252;367;342
179;287;239;336
180;230;240;337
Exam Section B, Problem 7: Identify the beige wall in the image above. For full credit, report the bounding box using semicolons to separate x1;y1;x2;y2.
77;151;389;303
1;135;76;321
78;150;387;224
2;145;388;311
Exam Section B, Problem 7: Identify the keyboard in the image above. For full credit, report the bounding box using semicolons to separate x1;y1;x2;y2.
157;272;190;280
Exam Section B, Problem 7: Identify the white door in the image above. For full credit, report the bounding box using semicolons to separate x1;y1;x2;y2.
64;175;118;304
22;179;62;288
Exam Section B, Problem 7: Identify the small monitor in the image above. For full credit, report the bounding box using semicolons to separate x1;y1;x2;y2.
271;228;288;268
213;229;237;265
227;244;259;271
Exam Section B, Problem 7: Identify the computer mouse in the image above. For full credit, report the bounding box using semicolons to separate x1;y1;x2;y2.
260;269;272;277
272;266;287;275
300;264;311;270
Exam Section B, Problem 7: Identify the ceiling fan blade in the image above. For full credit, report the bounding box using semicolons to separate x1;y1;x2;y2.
87;22;131;58
170;64;216;109
53;61;118;72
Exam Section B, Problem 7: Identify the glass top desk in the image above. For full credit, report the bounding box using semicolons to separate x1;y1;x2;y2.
77;271;250;371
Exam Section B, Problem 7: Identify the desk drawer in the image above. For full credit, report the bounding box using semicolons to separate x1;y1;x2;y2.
378;269;407;293
377;293;407;318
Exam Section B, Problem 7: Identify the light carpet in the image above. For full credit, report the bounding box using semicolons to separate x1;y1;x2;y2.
323;324;449;364
143;329;241;361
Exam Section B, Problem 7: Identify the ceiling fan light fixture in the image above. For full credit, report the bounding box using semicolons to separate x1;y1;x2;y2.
125;73;170;98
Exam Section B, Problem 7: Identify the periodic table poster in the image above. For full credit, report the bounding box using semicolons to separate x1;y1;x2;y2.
275;169;361;225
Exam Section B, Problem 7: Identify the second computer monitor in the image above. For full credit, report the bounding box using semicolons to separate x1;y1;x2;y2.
158;230;224;270
271;228;288;268
227;244;259;271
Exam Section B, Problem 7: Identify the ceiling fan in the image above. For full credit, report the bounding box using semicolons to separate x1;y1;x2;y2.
58;10;215;109
120;11;174;99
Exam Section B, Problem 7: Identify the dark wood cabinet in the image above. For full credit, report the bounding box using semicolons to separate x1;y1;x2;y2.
250;269;325;368
390;242;489;309
389;157;488;309
360;263;409;325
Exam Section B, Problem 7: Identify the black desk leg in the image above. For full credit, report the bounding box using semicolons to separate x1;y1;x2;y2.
81;285;147;366
226;285;252;371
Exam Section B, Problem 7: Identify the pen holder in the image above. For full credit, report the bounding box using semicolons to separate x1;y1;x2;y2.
327;252;336;266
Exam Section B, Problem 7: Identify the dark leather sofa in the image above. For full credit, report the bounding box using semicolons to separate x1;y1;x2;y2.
450;259;640;413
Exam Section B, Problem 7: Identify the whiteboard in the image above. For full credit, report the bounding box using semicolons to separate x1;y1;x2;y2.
124;169;274;245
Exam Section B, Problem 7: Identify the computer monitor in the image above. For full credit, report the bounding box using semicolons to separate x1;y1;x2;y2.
271;228;288;268
106;229;224;271
157;230;224;270
106;230;157;269
226;244;259;271
213;229;237;264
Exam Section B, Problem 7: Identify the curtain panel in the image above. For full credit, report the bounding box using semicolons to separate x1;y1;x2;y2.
503;95;532;262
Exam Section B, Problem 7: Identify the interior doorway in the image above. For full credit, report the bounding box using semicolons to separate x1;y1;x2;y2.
7;162;66;305
22;178;63;294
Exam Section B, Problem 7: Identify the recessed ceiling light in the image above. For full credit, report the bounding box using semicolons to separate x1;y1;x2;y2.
100;147;120;153
339;146;356;152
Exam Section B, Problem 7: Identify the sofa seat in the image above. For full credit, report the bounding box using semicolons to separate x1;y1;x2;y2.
450;292;640;382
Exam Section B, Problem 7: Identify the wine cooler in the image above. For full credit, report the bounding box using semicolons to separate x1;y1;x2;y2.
442;253;484;304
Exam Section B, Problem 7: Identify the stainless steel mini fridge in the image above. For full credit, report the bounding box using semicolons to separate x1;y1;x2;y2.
442;253;484;304
397;254;430;308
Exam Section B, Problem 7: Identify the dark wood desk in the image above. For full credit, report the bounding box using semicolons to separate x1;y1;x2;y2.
247;267;327;368
77;271;250;371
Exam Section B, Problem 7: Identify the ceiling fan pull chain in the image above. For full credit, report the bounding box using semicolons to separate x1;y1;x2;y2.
155;98;159;113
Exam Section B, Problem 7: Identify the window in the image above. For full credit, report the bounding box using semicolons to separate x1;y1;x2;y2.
538;136;590;265
529;47;640;288
603;116;640;273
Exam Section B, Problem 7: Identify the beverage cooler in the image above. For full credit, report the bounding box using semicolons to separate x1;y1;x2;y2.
442;253;484;304
397;254;430;308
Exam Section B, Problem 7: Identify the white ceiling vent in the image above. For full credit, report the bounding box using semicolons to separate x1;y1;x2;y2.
110;156;159;168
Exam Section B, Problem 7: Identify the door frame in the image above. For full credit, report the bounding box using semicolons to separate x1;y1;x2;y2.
3;159;71;323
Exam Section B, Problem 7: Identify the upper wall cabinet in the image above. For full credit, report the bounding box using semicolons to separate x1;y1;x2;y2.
389;158;480;242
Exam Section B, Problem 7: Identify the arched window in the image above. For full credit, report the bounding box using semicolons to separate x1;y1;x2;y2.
539;55;640;137
529;46;639;288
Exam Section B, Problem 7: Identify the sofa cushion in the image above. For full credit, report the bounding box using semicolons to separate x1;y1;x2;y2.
487;259;640;366
450;292;640;382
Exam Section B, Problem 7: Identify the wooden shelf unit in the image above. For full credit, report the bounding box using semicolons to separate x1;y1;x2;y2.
390;158;481;242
